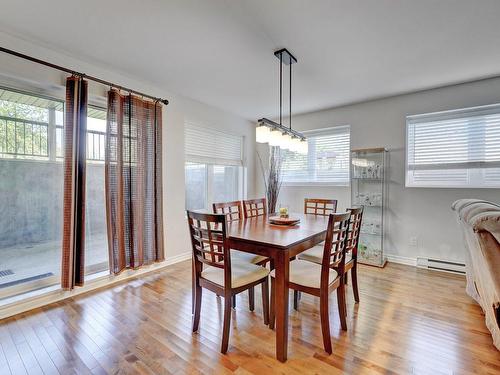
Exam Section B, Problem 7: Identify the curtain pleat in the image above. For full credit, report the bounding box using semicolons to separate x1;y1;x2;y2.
61;76;88;290
105;90;164;274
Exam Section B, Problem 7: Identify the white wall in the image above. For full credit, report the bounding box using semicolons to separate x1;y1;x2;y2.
275;78;500;263
0;31;256;260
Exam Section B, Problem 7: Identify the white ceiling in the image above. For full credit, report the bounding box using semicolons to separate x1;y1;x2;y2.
1;0;500;120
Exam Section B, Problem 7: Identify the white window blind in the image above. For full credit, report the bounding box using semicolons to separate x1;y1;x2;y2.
406;103;500;188
282;125;350;185
185;123;243;166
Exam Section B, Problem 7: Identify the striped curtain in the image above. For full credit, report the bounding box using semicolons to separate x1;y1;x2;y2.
61;76;88;290
105;90;164;274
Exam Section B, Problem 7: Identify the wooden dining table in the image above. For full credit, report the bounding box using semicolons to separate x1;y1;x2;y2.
227;212;330;362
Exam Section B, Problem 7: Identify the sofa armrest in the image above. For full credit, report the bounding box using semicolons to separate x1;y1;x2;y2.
474;212;500;244
477;231;500;310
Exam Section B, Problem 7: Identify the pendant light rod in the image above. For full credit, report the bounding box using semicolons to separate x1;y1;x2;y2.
0;46;169;105
273;48;297;128
279;52;283;126
289;60;292;130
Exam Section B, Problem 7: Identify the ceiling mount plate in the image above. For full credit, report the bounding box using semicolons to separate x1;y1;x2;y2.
274;48;297;65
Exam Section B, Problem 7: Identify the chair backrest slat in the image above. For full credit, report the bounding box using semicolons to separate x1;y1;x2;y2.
346;207;364;259
213;200;243;222
187;211;230;274
304;198;338;216
243;198;267;218
320;212;351;287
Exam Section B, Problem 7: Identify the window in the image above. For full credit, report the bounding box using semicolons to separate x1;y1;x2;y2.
0;86;108;297
0;88;62;160
184;124;244;210
406;104;500;188
281;125;350;185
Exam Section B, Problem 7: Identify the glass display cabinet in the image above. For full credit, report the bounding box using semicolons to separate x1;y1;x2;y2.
350;148;388;267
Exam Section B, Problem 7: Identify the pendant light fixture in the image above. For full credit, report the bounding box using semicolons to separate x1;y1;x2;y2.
256;48;307;154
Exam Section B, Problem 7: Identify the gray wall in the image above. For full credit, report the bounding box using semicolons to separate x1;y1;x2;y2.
271;77;500;263
0;159;105;248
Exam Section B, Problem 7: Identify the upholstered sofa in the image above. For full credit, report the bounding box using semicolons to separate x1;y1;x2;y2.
452;199;500;350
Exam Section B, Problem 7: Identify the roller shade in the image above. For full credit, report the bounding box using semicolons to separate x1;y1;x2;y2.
185;123;243;166
282;125;350;185
406;103;500;188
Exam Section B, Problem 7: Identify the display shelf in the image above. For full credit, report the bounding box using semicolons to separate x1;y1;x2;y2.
351;177;382;181
351;147;388;267
360;231;382;236
353;203;382;208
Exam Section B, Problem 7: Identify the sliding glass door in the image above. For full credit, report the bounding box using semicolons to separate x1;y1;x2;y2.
84;107;109;275
0;88;64;295
0;87;109;297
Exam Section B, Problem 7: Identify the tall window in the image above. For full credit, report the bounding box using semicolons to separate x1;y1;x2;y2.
0;86;108;296
184;123;244;211
406;104;500;188
281;125;350;185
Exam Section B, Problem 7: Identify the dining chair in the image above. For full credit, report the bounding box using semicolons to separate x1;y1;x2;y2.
304;198;338;216
269;212;351;354
269;212;350;354
213;200;269;310
188;210;270;353
243;198;267;218
298;207;364;303
294;198;338;308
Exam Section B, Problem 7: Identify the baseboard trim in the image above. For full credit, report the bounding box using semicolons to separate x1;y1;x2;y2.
0;251;191;320
385;254;418;267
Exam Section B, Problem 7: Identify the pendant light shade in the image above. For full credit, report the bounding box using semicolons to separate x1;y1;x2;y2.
281;133;293;150
298;139;308;154
268;128;283;147
290;137;301;153
256;125;271;143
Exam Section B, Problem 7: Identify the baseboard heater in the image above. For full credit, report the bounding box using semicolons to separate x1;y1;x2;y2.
416;257;466;275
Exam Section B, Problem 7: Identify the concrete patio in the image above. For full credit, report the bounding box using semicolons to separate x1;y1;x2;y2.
0;233;108;290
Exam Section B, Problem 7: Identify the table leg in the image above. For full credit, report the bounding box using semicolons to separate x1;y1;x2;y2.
274;250;290;362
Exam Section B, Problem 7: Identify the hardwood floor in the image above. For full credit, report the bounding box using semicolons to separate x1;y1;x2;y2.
0;261;499;374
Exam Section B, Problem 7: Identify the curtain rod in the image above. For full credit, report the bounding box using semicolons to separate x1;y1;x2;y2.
0;46;169;105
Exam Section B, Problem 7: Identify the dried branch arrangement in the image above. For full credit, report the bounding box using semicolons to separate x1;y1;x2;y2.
258;146;283;214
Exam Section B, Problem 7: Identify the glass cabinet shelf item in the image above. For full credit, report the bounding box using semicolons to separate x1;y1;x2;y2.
360;232;382;237
351;147;388;267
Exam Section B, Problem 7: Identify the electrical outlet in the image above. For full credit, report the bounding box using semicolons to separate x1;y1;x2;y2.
409;236;418;247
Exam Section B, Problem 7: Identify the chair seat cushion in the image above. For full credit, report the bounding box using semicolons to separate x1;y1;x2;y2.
298;245;352;265
231;250;268;265
270;260;338;289
201;261;269;288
